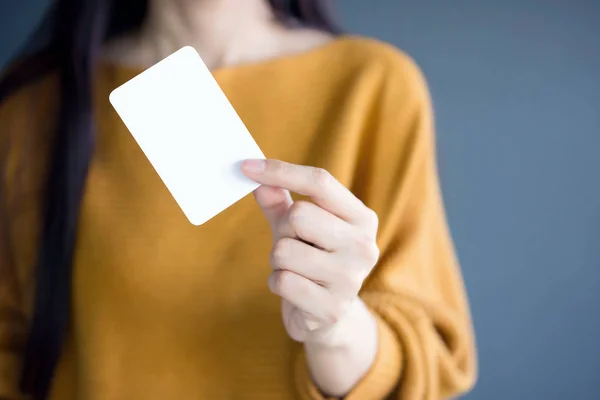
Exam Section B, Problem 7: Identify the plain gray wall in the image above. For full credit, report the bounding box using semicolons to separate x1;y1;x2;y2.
1;1;599;399
341;2;600;398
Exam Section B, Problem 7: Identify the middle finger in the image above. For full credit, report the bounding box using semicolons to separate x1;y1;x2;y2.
276;201;351;251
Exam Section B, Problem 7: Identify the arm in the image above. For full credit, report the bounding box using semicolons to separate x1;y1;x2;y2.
294;55;477;399
0;84;27;400
301;297;398;398
0;72;56;399
0;157;29;400
0;242;29;400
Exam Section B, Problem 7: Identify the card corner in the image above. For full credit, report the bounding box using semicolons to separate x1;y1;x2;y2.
108;88;120;105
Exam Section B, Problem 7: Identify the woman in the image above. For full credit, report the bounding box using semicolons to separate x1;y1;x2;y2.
0;0;477;399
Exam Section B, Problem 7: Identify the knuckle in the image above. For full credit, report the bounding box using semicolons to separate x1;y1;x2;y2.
365;208;379;230
344;269;367;294
368;242;381;264
367;243;381;265
273;270;294;294
333;265;366;295
288;201;310;230
271;160;290;177
271;238;292;267
312;168;333;189
354;233;380;265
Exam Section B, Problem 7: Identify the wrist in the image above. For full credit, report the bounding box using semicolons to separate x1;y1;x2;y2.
305;297;378;350
303;298;379;397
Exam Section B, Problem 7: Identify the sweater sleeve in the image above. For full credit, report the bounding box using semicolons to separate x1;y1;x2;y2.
0;73;55;400
0;93;29;400
294;49;477;400
0;235;29;400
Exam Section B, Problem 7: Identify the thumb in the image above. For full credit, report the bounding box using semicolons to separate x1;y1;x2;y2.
253;185;293;231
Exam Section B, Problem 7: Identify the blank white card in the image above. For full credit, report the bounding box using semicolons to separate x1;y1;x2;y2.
109;46;266;225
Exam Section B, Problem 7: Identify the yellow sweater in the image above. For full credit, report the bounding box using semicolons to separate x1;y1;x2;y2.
0;37;476;399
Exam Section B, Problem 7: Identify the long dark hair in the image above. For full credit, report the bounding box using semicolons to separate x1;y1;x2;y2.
0;1;339;398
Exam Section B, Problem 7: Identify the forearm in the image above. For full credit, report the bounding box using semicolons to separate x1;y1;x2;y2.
304;298;379;398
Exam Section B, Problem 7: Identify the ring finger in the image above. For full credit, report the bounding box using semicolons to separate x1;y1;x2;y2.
268;270;340;324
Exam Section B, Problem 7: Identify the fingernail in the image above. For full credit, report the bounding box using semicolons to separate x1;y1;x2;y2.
305;319;320;331
242;159;266;174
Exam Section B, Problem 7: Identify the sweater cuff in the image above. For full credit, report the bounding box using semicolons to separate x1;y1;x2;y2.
294;311;402;400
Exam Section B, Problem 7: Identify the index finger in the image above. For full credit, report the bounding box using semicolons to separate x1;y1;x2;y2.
242;159;371;226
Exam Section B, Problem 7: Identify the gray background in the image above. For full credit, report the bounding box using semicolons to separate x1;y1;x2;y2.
1;1;599;399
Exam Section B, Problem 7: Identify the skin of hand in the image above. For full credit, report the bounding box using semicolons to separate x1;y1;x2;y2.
241;158;380;397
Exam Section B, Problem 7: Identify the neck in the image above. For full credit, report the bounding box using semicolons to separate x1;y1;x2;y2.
139;0;283;68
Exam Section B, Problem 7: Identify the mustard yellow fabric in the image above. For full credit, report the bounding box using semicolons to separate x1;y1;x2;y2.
0;37;476;400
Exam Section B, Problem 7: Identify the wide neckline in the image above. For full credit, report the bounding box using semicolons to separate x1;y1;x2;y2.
99;35;356;79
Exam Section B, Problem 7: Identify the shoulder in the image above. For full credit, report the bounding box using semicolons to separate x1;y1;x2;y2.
0;64;58;189
310;36;433;136
328;36;428;94
0;67;58;119
331;36;416;67
324;38;437;167
0;63;59;147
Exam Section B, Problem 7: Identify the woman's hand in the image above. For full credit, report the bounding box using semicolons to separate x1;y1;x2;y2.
242;159;380;396
242;158;379;344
